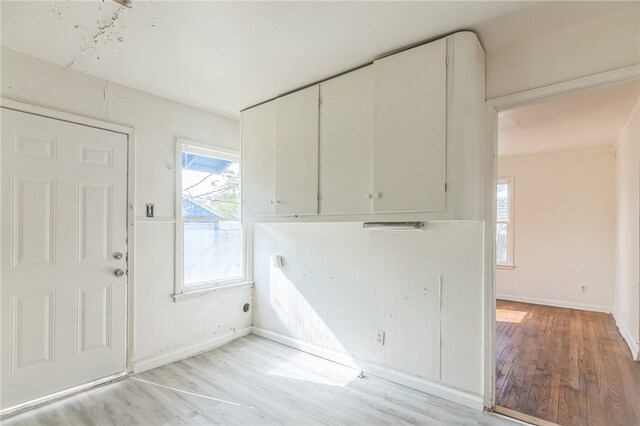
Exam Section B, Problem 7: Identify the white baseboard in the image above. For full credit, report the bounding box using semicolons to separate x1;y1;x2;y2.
497;294;613;313
251;327;484;411
134;326;252;373
613;311;640;360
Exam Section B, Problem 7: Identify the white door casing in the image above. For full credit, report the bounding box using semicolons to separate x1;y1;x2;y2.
1;108;128;409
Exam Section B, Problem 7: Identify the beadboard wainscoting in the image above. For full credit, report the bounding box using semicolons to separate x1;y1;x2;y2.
252;221;485;404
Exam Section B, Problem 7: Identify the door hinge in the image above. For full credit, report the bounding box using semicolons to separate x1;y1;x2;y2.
445;56;449;66
319;97;323;107
317;193;321;201
444;183;447;192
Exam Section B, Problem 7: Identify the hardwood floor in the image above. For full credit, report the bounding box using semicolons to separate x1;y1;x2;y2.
4;335;514;425
496;300;640;426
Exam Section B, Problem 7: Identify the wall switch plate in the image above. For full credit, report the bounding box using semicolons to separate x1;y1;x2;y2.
376;329;385;345
271;255;284;269
580;285;587;293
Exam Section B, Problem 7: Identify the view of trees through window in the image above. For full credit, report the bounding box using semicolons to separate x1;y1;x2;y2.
181;150;242;286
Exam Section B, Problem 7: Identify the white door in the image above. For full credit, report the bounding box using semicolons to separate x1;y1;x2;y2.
241;101;276;217
373;38;448;213
1;108;128;409
320;66;374;215
274;85;319;216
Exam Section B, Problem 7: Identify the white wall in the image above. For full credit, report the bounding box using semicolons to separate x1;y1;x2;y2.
496;148;616;312
614;102;640;359
1;47;253;368
487;5;640;99
253;222;484;400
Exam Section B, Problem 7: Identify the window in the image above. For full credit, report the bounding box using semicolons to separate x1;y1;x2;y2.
175;140;244;297
496;177;514;267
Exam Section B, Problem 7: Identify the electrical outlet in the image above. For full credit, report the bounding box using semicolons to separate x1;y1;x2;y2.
580;285;588;294
376;329;385;345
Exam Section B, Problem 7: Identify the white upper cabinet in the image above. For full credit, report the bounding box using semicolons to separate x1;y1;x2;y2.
242;86;320;217
372;38;447;213
242;101;276;217
242;32;486;221
320;66;374;215
274;85;320;216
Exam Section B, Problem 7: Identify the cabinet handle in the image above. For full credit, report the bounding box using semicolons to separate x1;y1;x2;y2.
274;200;281;204
366;193;373;199
375;192;382;199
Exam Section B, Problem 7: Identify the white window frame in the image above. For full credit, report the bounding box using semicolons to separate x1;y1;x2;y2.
174;138;247;301
496;176;515;269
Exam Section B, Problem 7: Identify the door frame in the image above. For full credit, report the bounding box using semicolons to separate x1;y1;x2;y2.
482;64;640;410
0;98;137;412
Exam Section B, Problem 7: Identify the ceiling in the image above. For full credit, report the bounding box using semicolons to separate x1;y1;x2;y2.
498;82;639;158
1;1;634;117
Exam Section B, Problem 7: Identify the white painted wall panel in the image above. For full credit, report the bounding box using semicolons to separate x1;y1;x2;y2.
253;222;484;395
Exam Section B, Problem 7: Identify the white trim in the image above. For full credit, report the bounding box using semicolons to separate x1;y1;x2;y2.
0;98;138;384
0;372;126;419
0;98;133;135
251;327;485;411
134;216;176;223
613;311;640;360
497;294;613;313
496;265;515;270
172;281;254;302
134;326;252;373
486;65;640;107
484;65;640;410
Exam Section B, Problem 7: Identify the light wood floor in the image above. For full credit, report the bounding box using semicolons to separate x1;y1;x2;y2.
5;335;513;425
496;300;640;426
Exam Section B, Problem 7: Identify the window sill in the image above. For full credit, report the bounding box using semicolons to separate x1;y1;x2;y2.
496;264;515;270
172;281;254;302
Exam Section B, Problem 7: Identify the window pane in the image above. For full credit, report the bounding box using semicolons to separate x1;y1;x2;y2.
496;223;508;263
497;183;509;222
183;221;242;285
182;152;240;220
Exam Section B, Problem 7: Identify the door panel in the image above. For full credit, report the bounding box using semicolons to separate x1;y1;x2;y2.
77;183;112;263
1;108;128;409
320;66;374;215
241;102;276;217
274;85;319;216
12;178;56;268
76;283;112;355
373;38;447;213
9;290;55;373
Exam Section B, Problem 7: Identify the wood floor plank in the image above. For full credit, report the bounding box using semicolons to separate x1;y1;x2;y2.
496;300;640;426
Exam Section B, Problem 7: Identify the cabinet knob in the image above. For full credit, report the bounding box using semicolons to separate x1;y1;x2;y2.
274;200;281;204
375;192;382;199
366;193;373;199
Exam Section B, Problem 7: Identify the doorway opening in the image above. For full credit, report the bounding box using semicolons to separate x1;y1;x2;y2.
492;80;640;426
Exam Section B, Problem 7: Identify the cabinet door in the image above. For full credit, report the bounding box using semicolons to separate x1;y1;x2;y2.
373;38;447;213
274;85;319;216
320;66;374;215
241;101;276;217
